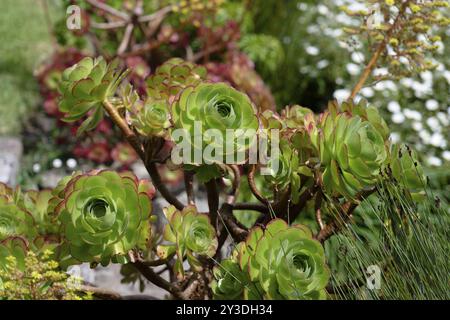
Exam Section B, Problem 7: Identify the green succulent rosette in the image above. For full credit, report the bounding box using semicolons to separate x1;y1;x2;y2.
390;144;426;191
53;170;153;266
211;258;262;300
240;219;330;300
131;99;171;138
0;237;28;273
171;82;259;180
59;56;129;135
316;101;389;198
281;105;315;130
264;140;301;200
157;205;217;279
146;58;207;101
0;195;35;241
21;190;55;236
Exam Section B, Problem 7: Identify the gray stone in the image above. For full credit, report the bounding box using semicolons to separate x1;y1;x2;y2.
0;137;23;186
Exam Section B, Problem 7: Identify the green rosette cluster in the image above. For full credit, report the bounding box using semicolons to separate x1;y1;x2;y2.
316;100;389;198
211;258;261;300
239;219;329;300
264;140;301;200
0;187;35;241
59;56;129;135
131;100;171;138
262;106;317;204
0;237;28;272
129;58;207;138
53;170;153;266
146;58;207;101
157;205;217;279
171;82;259;179
21;190;55;236
390;144;426;191
281;105;315;130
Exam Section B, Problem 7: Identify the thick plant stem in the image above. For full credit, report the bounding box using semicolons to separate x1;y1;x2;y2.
233;202;269;215
145;161;184;210
247;165;269;205
102;100;144;158
78;285;123;300
205;179;219;227
226;165;241;204
217;203;249;243
316;189;376;242
286;185;319;223
132;261;183;299
184;171;195;205
102;100;184;210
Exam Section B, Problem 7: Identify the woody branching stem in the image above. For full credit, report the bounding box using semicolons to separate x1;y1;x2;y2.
226;165;241;204
184;171;195;205
102;100;184;210
316;188;376;242
247;165;269;205
132;260;183;299
206;179;220;227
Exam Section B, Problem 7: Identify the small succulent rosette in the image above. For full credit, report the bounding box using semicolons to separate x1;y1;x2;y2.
389;144;426;197
157;205;218;279
59;56;129;135
0;237;29;273
239;219;330;300
315;100;390;199
146;58;207;102
0;186;36;241
52;170;154;266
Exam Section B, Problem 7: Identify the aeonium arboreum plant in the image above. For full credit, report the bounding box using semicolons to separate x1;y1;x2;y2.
14;43;436;300
52;170;154;266
314;100;390;199
157;205;218;280
0;188;35;241
171;82;259;181
59;56;129;135
238;219;330;300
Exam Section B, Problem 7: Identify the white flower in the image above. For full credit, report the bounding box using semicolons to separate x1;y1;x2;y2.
403;109;422;121
390;132;400;143
425;99;439;111
427;156;442;167
317;4;329;15
361;87;374;98
333;89;350;102
430;133;445;148
426;117;440;130
305;46;319;56
391;113;405;124
317;60;329;69
387;101;401;113
437;112;449;126
442;151;450;161
419;130;431;144
351;52;364;64
346;63;360;76
412;121;423;131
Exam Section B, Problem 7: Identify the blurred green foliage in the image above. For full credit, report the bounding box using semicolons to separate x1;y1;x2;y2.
0;0;59;135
